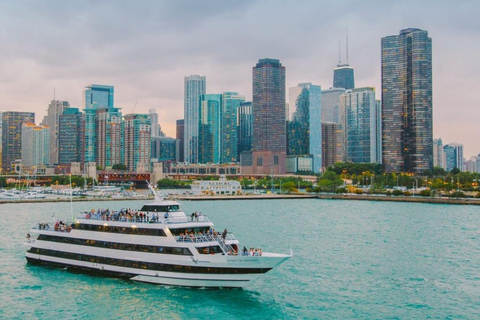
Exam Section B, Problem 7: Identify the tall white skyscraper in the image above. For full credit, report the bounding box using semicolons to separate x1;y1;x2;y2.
433;138;445;169
148;108;164;138
184;75;206;163
47;100;70;165
21;122;50;168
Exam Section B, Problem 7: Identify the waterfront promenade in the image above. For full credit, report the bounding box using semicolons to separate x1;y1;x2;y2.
2;193;479;205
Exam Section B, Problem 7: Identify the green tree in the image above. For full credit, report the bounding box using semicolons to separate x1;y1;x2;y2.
281;181;297;193
112;164;127;170
450;167;460;175
433;166;447;176
0;176;7;188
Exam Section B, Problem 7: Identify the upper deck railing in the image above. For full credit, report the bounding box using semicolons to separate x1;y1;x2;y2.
175;233;236;243
76;212;210;225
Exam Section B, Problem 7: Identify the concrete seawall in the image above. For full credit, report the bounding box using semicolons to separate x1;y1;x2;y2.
1;193;479;206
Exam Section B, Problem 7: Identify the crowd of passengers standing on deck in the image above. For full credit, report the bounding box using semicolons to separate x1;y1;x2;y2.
83;208;175;223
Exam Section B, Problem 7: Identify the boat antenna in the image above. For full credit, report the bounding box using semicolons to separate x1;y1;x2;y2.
146;180;163;202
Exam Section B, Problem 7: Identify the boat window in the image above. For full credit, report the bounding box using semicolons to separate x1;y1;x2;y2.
196;246;223;254
35;234;193;256
76;223;166;236
30;248;271;274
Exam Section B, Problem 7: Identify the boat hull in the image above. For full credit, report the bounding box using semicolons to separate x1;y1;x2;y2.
25;251;288;288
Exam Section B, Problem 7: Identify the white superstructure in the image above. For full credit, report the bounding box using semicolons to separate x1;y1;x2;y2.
191;175;242;196
24;185;290;288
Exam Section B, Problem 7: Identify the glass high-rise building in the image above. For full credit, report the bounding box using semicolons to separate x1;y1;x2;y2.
251;58;286;174
95;107;123;169
198;94;222;164
176;119;185;162
46;100;70;165
444;143;463;172
287;83;322;173
184;75;206;164
1;111;35;172
58;108;85;165
151;137;180;162
341;87;381;164
237;102;253;161
433;138;445;169
381;28;433;173
83;84;115;163
123;114;151;171
221;92;245;163
333;65;355;90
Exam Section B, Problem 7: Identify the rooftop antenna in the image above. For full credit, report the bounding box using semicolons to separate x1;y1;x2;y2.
338;41;342;65
53;87;56;100
346;29;349;65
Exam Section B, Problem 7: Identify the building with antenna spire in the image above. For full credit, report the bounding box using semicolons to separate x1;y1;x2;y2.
333;35;355;90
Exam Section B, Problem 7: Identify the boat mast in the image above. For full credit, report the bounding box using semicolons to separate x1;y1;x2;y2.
69;173;73;222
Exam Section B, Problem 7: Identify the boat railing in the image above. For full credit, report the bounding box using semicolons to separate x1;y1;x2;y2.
77;213;211;225
175;233;236;244
33;223;72;233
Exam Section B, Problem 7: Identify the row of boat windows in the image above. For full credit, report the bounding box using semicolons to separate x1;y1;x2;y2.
37;235;192;256
140;205;180;212
76;224;167;236
29;248;270;274
170;227;211;236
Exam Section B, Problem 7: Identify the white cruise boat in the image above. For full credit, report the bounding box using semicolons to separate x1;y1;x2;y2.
24;186;291;288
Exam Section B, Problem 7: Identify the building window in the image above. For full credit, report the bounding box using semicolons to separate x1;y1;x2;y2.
274;155;279;165
257;157;263;166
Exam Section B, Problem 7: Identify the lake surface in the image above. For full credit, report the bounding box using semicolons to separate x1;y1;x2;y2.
1;198;479;319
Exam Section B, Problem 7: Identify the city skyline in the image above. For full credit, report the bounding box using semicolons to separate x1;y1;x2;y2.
0;1;479;157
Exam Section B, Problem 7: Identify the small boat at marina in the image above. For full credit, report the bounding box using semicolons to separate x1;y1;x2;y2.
0;190;22;200
22;191;47;199
24;184;291;288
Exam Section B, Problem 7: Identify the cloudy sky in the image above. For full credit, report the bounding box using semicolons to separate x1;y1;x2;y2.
0;0;479;157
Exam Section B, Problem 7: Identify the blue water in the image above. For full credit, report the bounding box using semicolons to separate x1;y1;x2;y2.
1;199;480;319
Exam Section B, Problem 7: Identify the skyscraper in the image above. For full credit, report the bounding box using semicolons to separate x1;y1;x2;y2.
341;87;381;164
184;75;206;164
444;143;464;172
287;83;322;173
322;122;343;168
237;102;253;161
123;114;151;171
1;111;35;172
83;84;115;163
433;138;445;169
95;107;122;169
149;108;164;138
176;119;185;162
198;94;222;164
321;88;346;124
381;28;433;173
221;92;245;163
333;66;355;90
46;100;70;165
21;122;50;168
250;58;286;174
58;108;85;165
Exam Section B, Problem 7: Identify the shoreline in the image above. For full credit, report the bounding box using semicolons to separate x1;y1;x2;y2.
1;193;479;206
